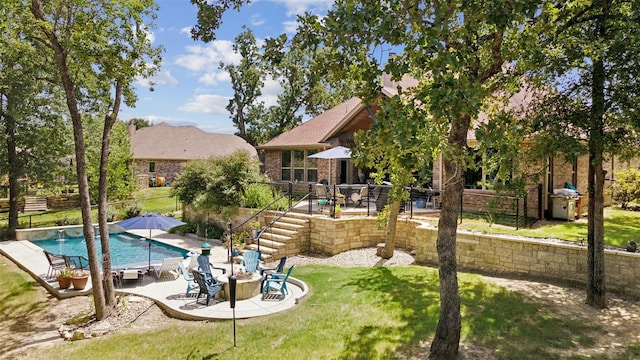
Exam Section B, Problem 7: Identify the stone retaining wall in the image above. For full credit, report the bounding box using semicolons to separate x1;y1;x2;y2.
412;225;640;297
195;208;640;297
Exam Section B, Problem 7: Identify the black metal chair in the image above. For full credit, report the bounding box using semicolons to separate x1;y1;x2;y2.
43;251;66;279
191;270;223;305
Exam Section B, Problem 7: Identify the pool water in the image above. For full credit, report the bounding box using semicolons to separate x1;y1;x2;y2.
32;233;188;269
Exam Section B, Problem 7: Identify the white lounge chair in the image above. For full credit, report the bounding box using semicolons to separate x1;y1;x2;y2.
153;257;183;281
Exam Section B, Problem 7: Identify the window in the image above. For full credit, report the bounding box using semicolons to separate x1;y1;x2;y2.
280;150;318;182
293;150;305;181
307;150;318;183
281;151;291;181
149;161;156;173
464;147;503;190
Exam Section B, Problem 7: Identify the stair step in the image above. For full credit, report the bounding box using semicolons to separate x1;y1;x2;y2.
259;232;291;242
254;238;286;249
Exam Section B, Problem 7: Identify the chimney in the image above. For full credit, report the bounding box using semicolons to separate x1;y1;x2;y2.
128;122;136;137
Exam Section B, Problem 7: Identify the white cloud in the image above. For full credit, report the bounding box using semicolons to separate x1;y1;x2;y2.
250;14;265;26
175;41;241;72
269;0;333;17
199;71;230;86
136;69;178;88
179;26;192;35
179;94;230;114
282;20;299;34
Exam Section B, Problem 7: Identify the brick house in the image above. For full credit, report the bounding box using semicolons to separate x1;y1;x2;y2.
130;122;257;188
258;75;638;219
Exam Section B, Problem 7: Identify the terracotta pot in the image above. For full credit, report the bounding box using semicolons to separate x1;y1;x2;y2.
71;274;89;290
57;276;71;289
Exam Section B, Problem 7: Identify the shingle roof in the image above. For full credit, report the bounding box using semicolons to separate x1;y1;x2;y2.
258;76;539;148
131;122;257;160
258;97;364;149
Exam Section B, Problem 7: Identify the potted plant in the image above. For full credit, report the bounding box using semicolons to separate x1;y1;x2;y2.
70;269;89;290
56;266;72;289
332;204;342;218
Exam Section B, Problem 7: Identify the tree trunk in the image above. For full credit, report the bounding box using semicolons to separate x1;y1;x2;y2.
430;113;470;359
97;83;123;309
30;0;107;319
382;200;401;259
4;96;20;239
586;48;607;308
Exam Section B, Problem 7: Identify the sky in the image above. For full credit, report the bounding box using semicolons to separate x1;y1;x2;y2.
120;0;334;134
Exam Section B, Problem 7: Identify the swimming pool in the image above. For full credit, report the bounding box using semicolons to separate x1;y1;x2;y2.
32;233;189;269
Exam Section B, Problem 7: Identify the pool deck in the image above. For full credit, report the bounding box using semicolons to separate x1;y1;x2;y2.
0;229;308;320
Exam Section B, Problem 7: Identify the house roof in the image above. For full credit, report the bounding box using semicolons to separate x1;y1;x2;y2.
130;122;257;160
258;75;539;149
257;97;364;150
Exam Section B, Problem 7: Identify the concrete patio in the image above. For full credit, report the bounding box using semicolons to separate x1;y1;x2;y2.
0;229;308;320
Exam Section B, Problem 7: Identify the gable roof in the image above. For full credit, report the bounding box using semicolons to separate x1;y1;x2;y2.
258;75;539;149
131;122;257;160
258;97;364;150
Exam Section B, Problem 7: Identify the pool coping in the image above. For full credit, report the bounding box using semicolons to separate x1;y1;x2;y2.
0;228;308;319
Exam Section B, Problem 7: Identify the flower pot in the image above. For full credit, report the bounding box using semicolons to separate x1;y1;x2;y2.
57;276;71;290
71;274;89;290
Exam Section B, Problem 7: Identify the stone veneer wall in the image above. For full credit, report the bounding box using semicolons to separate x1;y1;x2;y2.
413;225;640;297
200;208;640;297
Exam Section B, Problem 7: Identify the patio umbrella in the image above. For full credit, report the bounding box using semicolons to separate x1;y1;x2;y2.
115;213;186;270
115;213;185;239
308;146;351;185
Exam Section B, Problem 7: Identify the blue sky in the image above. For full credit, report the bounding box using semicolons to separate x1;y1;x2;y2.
120;0;334;134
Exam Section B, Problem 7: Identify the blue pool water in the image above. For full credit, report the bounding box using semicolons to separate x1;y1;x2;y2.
32;233;188;269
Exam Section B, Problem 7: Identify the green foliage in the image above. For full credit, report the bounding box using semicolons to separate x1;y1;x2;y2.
85;119;137;203
242;183;279;209
123;202;142;220
608;169;640;209
171;151;264;219
172;221;225;240
54;216;81;226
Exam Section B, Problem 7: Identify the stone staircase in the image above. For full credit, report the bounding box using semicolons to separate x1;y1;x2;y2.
243;212;309;262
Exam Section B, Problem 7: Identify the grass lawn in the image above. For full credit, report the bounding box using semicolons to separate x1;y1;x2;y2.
456;207;640;248
0;187;179;230
7;259;639;360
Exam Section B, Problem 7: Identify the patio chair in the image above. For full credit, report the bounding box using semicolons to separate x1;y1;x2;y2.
328;186;346;206
44;250;66;279
63;255;89;271
240;250;262;273
262;264;295;300
153;257;183;281
350;186;368;207
179;261;199;297
259;256;287;292
197;254;227;281
191;269;223;305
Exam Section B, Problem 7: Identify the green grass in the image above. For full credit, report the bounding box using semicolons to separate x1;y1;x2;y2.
456;207;640;248
5;262;625;359
0;187;179;230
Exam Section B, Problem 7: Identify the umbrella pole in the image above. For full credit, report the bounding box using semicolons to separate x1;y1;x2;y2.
148;242;151;271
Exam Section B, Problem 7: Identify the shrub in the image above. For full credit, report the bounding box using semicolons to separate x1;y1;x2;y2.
243;183;275;209
608;168;640;209
123;201;142;219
